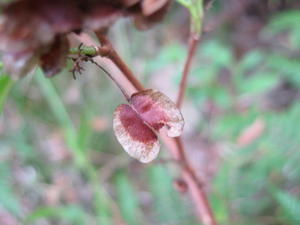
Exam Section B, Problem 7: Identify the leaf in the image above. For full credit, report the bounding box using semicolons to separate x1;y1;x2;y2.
142;0;169;16
238;50;264;73
0;163;21;215
113;104;160;163
239;73;278;94
264;10;300;48
147;165;190;224
273;190;300;224
77;113;92;152
34;69;79;154
40;35;69;77
200;40;232;67
0;75;14;112
113;172;142;225
24;205;87;225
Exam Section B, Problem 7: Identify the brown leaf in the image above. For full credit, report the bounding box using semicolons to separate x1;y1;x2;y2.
40;36;69;77
0;0;56;77
141;0;169;16
0;0;169;77
83;2;123;31
133;0;170;30
2;50;38;79
113;104;160;163
38;0;82;33
121;0;140;7
130;89;184;137
0;0;54;52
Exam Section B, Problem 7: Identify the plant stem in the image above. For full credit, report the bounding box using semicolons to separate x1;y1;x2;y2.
95;32;144;92
175;138;217;225
174;1;217;223
176;36;199;107
72;32;218;225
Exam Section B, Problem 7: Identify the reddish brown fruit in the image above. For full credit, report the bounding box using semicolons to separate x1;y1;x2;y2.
113;90;184;163
130;89;184;137
113;104;160;163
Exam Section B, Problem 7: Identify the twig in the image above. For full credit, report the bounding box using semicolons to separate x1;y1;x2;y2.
160;133;217;225
174;0;217;221
174;12;217;225
176;36;199;107
95;32;144;92
71;32;217;225
175;137;217;225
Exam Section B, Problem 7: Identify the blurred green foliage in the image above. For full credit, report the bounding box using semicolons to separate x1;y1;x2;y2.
0;5;300;225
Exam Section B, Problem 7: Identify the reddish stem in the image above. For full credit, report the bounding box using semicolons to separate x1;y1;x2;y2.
73;32;217;225
176;37;199;108
175;138;217;225
175;32;217;225
95;33;144;92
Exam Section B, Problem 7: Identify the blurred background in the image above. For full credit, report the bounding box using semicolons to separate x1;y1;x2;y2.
1;0;300;224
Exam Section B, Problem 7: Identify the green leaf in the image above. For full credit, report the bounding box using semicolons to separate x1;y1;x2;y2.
77;113;92;152
273;190;300;224
237;50;264;74
0;163;21;215
24;205;88;225
264;10;300;48
147;166;192;224
113;172;142;225
266;54;300;86
239;73;278;94
35;68;112;225
200;40;233;67
265;10;300;33
146;44;185;73
34;68;80;156
0;75;14;112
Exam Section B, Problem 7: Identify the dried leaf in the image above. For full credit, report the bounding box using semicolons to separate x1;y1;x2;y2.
2;50;38;79
83;2;123;31
121;0;140;7
130;89;184;137
113;104;160;163
0;0;170;77
133;0;170;30
38;0;82;33
40;36;69;77
141;0;169;16
0;0;56;77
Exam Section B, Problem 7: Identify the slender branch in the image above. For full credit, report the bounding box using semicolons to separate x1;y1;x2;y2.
176;36;199;107
71;32;217;225
175;0;217;223
175;138;217;225
95;32;144;92
161;134;218;225
87;56;131;101
176;0;203;107
175;37;218;223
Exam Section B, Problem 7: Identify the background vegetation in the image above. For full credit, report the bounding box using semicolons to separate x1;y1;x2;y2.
1;0;300;224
